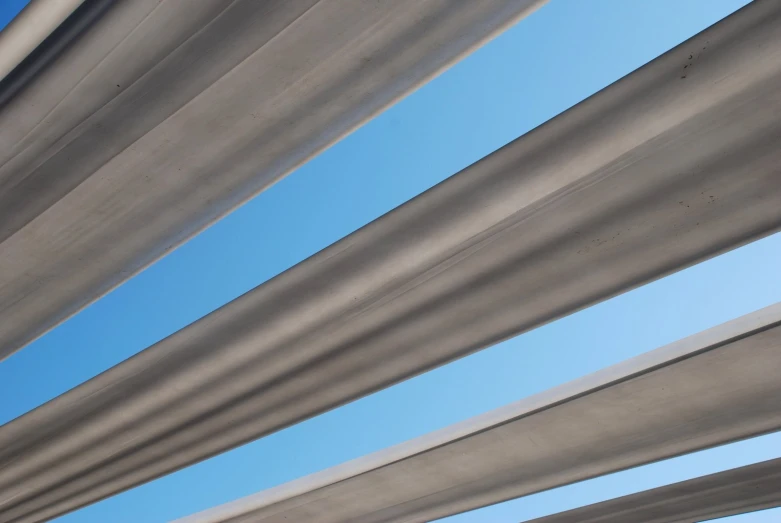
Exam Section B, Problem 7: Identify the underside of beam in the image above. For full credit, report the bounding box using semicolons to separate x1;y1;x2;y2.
0;0;85;82
0;0;546;359
1;0;781;521
525;457;781;523
173;304;781;523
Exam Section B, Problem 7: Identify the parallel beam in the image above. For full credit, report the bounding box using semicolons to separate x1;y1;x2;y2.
0;0;85;81
3;0;781;521
525;458;781;523
0;0;116;109
0;0;546;359
174;304;781;523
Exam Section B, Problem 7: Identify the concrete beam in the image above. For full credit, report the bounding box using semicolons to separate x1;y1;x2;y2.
0;0;116;109
173;304;781;523
525;458;781;523
0;0;85;82
2;1;781;520
0;0;546;359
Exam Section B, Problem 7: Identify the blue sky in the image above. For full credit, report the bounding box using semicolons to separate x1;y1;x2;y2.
1;0;780;521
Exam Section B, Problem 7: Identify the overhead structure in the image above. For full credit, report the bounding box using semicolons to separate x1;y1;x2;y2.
525;457;781;523
2;1;781;521
172;304;781;523
0;0;116;109
0;0;547;360
0;0;85;82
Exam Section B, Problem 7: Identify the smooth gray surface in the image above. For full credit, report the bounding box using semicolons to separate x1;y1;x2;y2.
0;0;84;81
0;0;545;360
525;457;781;523
0;0;117;109
173;304;781;523
2;1;781;521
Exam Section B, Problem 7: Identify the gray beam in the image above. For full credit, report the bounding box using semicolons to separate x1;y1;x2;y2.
2;0;781;521
525;458;781;523
173;304;781;523
0;0;546;360
0;0;84;82
0;0;117;109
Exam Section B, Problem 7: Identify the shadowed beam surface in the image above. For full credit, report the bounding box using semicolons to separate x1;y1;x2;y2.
173;304;781;523
2;0;781;521
0;0;546;359
525;457;781;523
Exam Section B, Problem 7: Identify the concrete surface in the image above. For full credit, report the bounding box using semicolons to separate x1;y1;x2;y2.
0;0;545;359
173;304;781;522
0;0;84;82
2;0;781;521
525;457;781;523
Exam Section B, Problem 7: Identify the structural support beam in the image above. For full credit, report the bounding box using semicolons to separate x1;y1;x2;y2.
0;0;85;82
2;0;781;521
0;0;116;109
525;458;781;523
173;304;781;523
0;0;546;359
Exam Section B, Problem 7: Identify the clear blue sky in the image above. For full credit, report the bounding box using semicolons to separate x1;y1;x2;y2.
1;0;779;521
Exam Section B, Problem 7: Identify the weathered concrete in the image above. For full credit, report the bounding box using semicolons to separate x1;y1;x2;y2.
0;0;546;359
526;458;781;523
2;1;781;521
173;304;781;523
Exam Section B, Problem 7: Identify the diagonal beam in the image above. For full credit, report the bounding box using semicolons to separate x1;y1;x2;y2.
0;0;546;360
524;457;781;523
173;304;781;523
2;0;781;521
0;0;85;82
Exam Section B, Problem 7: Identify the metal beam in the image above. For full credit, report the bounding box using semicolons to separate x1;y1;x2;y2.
524;458;781;523
173;304;781;523
0;0;546;359
2;0;781;521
